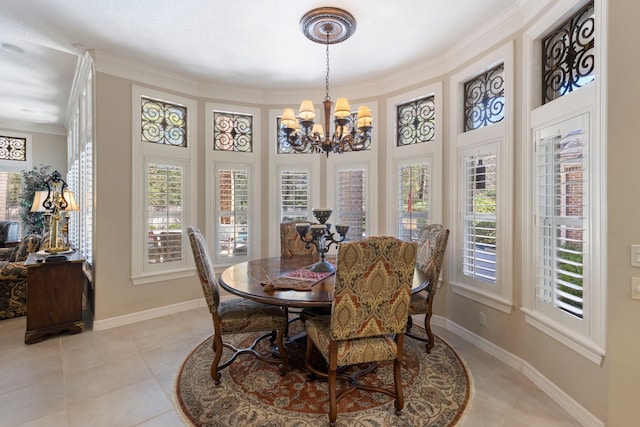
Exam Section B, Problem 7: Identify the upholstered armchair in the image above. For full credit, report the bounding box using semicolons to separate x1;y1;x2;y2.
280;220;318;257
0;234;44;320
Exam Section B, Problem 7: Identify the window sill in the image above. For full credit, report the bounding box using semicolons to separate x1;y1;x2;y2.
132;268;195;286
521;308;605;366
451;282;513;314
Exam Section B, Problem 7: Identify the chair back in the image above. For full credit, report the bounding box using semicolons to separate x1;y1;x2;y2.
331;236;417;340
10;235;41;262
416;224;450;291
187;226;220;312
280;220;317;257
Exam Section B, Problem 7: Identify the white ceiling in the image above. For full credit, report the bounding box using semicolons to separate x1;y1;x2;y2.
0;0;522;131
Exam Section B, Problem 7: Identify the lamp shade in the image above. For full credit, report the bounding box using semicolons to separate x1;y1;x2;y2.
30;191;49;212
62;191;80;212
333;98;351;118
298;100;316;121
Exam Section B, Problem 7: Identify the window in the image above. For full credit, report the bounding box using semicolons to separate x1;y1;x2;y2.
387;84;442;239
461;148;497;284
449;43;513;312
397;96;435;147
521;0;604;364
206;103;261;265
66;52;94;262
216;167;249;258
397;162;430;241
0;131;32;238
464;64;505;131
535;117;586;320
132;86;197;284
280;170;310;222
336;168;367;241
542;2;595;104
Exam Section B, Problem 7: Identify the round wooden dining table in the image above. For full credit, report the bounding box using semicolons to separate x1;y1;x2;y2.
218;254;430;308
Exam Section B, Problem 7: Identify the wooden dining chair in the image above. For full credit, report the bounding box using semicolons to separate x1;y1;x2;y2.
280;220;318;257
187;226;289;384
304;236;417;426
406;224;450;353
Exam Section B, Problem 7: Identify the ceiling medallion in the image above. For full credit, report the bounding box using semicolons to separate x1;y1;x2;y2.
299;7;356;45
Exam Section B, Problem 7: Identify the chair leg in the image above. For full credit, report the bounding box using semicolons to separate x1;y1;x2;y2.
328;351;338;427
211;334;224;385
393;335;405;415
276;328;289;375
424;311;434;353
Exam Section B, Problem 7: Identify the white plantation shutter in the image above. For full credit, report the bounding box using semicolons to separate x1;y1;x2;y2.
535;116;586;319
462;149;497;284
337;168;366;241
280;170;309;222
397;163;430;241
146;162;183;264
217;168;250;258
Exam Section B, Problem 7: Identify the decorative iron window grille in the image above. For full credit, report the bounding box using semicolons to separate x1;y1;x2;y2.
277;111;371;154
0;135;27;161
464;64;505;132
213;111;253;152
141;97;187;147
542;1;595;104
396;96;435;146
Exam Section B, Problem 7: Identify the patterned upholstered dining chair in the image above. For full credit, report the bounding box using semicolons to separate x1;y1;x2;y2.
187;226;289;384
304;236;417;426
406;223;450;353
280;220;318;257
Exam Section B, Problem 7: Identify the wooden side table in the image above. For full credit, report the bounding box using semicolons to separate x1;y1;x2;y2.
24;251;86;344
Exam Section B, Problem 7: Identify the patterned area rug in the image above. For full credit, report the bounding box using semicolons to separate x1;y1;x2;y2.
175;325;472;426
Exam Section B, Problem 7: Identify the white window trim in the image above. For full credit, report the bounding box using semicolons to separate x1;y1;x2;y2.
267;107;321;256
520;0;606;365
449;42;514;314
205;102;261;267
131;86;197;285
385;82;443;234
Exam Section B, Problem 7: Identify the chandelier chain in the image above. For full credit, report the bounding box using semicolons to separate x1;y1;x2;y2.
325;31;331;102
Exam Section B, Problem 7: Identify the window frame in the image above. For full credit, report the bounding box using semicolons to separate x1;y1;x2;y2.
386;83;443;237
205;102;261;266
131;86;197;285
520;0;604;365
449;42;514;314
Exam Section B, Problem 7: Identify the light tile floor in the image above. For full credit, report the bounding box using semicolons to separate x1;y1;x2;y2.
0;307;582;426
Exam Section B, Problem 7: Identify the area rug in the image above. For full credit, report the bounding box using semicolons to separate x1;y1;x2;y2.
175;325;472;426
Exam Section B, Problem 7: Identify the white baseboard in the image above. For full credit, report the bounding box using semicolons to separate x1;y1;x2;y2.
431;315;604;427
93;298;208;331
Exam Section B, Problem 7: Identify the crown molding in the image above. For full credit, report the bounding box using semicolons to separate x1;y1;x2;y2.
0;120;66;136
93;50;201;97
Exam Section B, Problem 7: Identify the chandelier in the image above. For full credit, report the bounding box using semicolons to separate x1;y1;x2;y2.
280;7;373;157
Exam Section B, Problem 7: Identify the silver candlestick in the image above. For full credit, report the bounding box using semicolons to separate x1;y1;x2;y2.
295;208;349;273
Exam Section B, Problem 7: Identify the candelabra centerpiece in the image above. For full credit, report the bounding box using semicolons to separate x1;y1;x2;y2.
295;208;349;273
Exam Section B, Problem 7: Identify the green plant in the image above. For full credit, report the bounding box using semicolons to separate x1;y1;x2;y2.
20;165;52;235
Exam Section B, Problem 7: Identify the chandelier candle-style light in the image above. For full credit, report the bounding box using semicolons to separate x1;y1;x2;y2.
281;7;373;157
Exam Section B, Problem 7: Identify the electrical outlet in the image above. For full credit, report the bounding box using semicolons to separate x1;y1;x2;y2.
632;278;640;300
479;311;486;326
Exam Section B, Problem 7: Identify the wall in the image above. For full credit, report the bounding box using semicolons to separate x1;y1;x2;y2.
606;0;640;424
93;73;202;320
